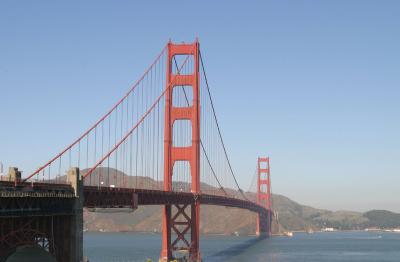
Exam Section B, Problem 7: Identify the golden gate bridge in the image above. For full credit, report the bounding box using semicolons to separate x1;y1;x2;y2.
0;40;272;262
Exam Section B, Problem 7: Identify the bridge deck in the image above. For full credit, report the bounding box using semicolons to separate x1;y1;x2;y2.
0;181;75;198
0;182;268;216
84;186;268;215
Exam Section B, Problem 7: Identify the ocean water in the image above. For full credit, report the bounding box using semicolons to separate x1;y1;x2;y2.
83;231;400;262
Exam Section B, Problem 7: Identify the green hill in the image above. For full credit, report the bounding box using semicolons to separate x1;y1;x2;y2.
363;210;400;228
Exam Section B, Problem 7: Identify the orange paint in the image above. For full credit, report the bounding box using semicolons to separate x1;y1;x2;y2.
161;40;201;261
256;157;272;236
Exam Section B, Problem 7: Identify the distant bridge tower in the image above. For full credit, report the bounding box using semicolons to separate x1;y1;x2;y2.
161;40;201;261
256;157;272;236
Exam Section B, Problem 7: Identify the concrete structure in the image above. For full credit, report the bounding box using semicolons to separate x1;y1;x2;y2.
0;167;83;262
7;167;21;183
67;168;84;262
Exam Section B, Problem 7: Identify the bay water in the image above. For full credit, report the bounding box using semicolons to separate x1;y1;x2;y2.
83;231;400;262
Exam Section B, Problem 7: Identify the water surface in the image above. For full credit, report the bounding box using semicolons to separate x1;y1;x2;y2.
83;231;400;262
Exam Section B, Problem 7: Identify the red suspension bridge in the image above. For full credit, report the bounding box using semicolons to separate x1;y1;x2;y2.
0;40;272;262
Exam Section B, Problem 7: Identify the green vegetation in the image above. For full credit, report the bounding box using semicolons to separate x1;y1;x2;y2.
363;210;400;229
272;194;399;231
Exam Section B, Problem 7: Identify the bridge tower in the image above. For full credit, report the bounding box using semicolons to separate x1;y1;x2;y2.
256;157;272;236
161;40;201;261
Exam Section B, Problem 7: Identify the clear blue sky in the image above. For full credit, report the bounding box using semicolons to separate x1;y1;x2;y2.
1;1;399;212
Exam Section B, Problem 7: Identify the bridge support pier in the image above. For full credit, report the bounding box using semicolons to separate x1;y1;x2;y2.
67;167;84;262
160;202;200;262
256;210;272;237
0;167;83;262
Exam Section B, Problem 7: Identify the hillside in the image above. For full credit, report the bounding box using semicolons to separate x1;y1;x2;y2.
81;168;400;235
84;195;400;235
363;210;400;228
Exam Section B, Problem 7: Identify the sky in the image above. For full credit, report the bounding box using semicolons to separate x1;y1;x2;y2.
0;1;399;212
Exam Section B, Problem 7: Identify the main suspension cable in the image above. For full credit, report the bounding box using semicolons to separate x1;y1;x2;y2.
199;50;248;200
172;57;227;196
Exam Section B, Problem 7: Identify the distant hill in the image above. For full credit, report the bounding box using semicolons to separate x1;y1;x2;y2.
363;210;400;228
81;168;400;235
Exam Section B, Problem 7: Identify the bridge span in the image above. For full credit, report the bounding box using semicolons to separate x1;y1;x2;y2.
1;40;272;261
1;167;271;261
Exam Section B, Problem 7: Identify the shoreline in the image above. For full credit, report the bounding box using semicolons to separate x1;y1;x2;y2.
84;228;400;236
